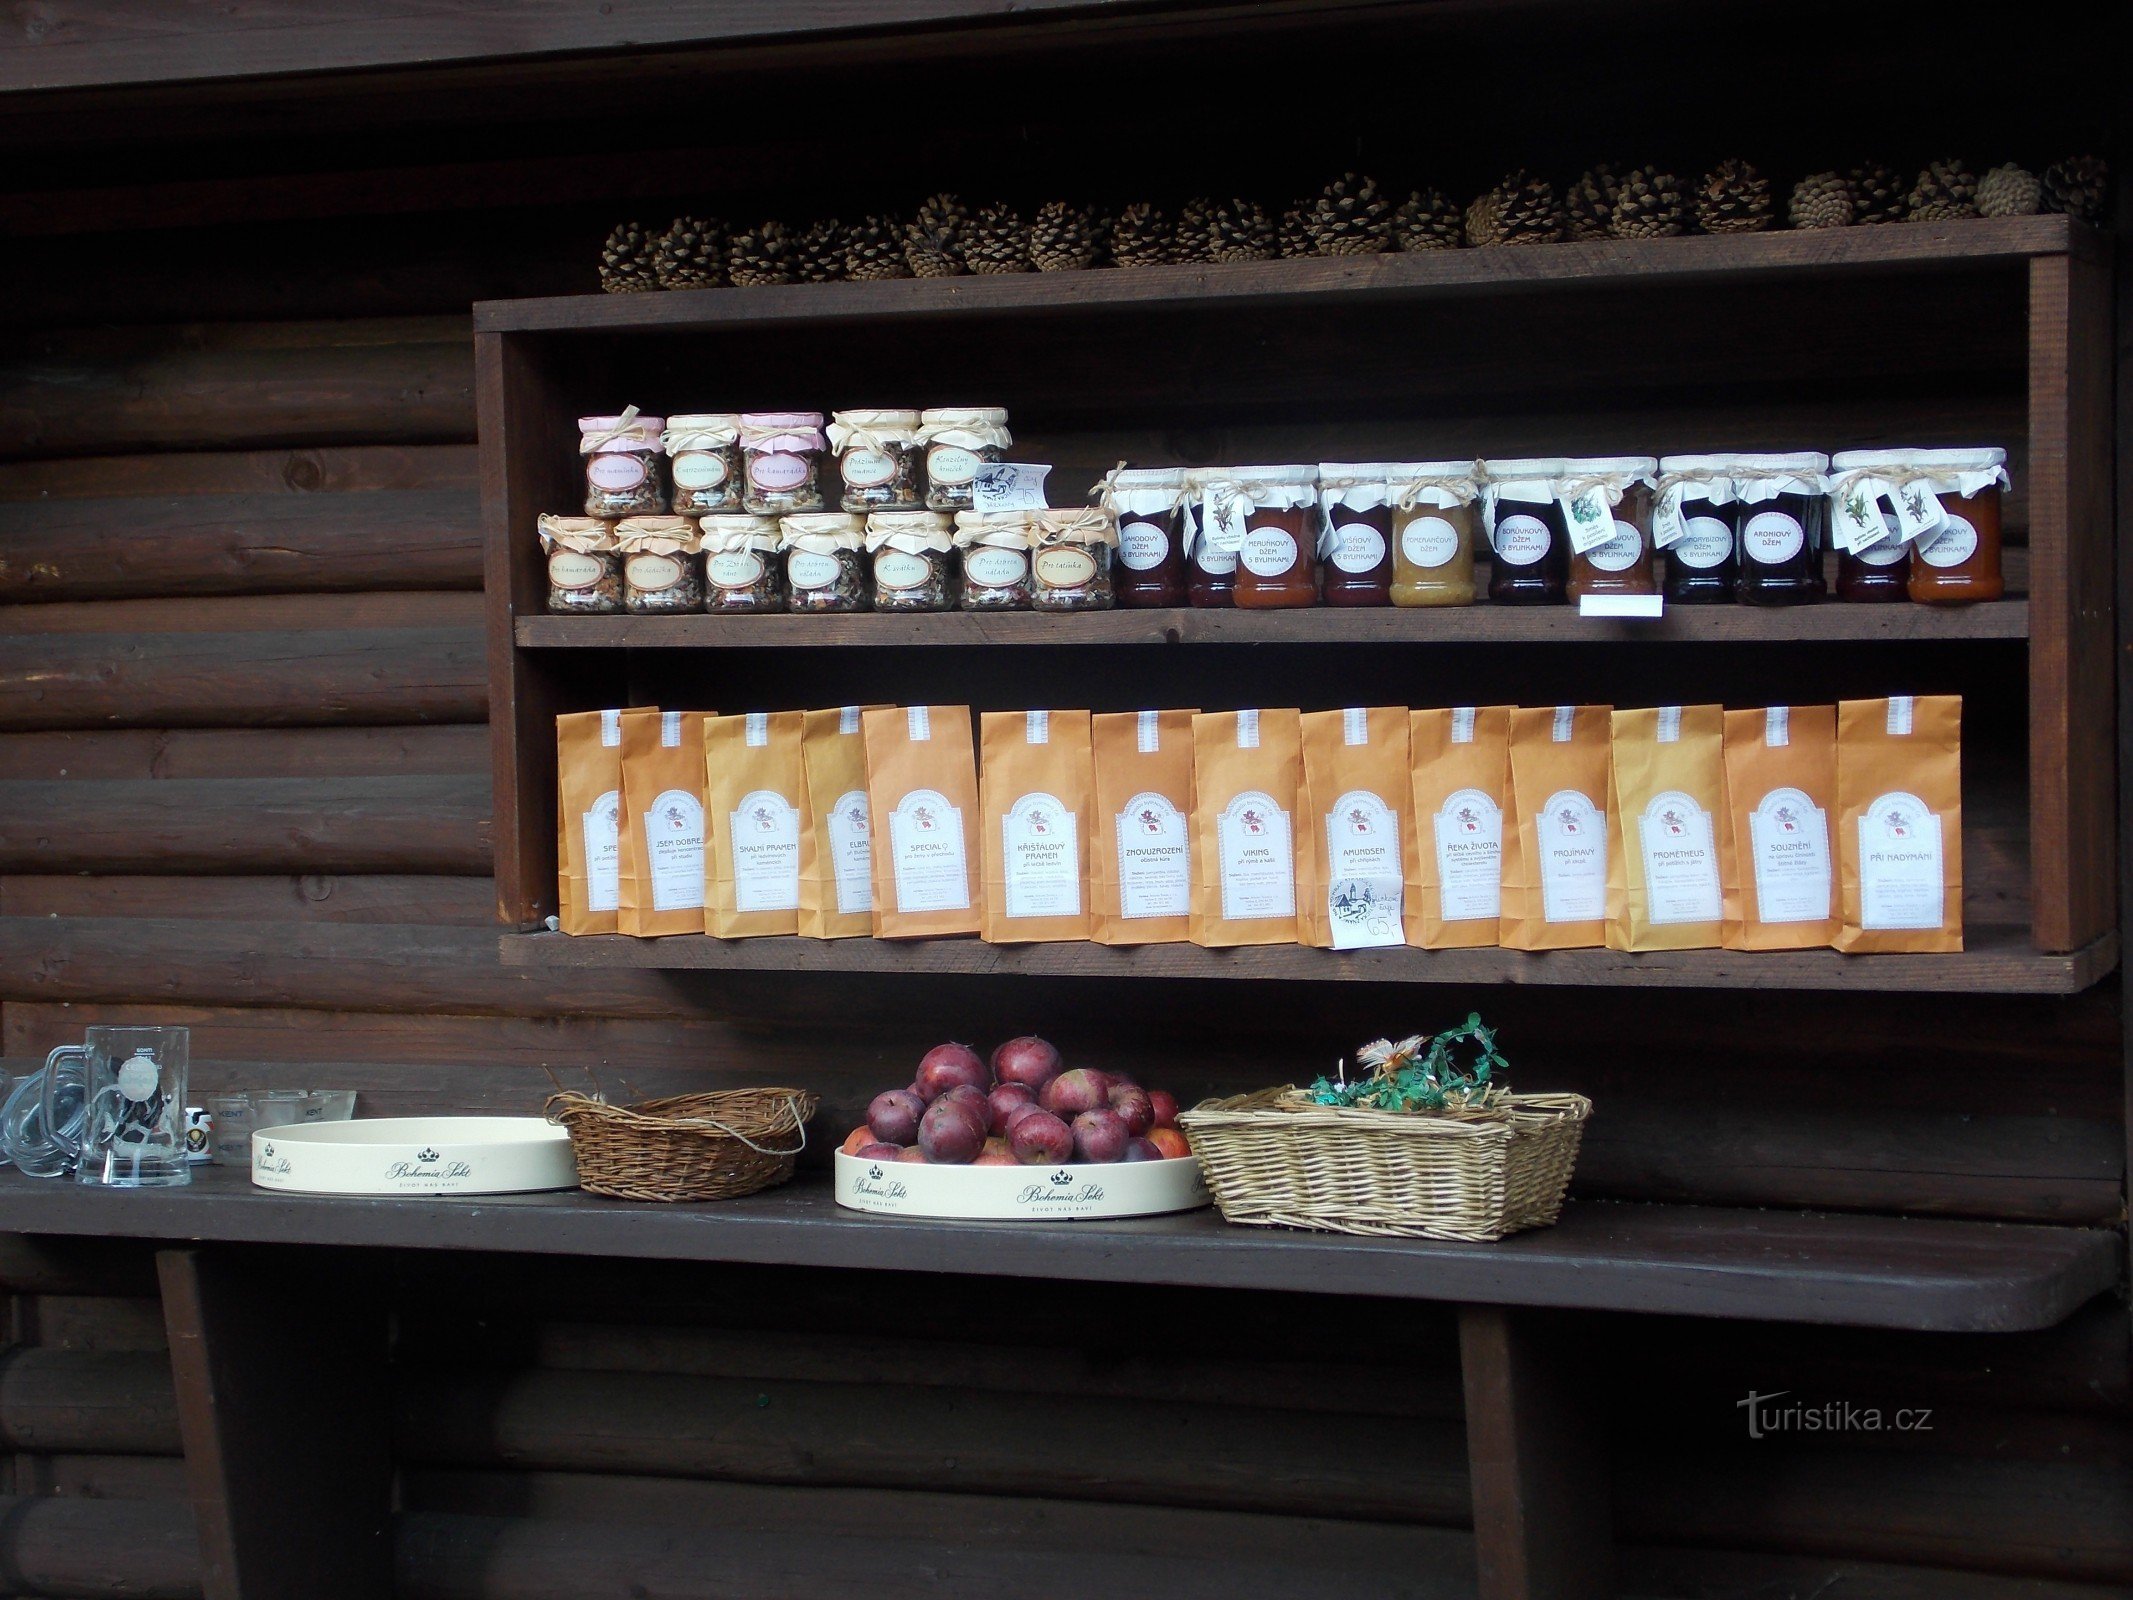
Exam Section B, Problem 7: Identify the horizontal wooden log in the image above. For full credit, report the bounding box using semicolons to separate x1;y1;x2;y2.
0;444;476;500
0;875;497;926
0;1234;161;1297
0;1492;200;1598
11;1451;192;1502
0;776;490;873
0;724;489;780
0;627;485;729
1;591;483;634
15;1294;169;1353
0;491;480;602
1622;1542;2133;1600
0;1349;181;1454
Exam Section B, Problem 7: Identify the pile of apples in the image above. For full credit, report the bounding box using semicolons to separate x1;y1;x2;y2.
839;1036;1192;1167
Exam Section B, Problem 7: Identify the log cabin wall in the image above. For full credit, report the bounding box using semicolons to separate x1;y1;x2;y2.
0;2;2128;1594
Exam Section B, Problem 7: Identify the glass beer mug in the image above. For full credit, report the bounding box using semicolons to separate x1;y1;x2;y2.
44;1026;191;1188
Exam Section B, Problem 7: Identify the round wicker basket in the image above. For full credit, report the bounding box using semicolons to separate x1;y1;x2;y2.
545;1088;818;1203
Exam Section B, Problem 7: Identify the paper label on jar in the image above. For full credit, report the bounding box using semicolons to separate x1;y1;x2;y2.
1560;487;1616;556
587;453;648;491
1831;482;1892;554
1193;543;1238;575
888;788;970;913
1115;791;1190;919
548;551;607;590
1492;513;1552;566
1636;789;1722;925
1400;515;1461;569
1741;510;1805;566
728;789;802;913
1857;790;1945;930
963;546;1028;589
642;788;706;913
827;788;873;915
927;445;982;486
1324;789;1403;949
1584;519;1646;573
1852;530;1908;566
1239;526;1299;577
1917;514;1978;569
788;550;842;590
1216;790;1295;922
1535;787;1607;923
1033;547;1098;588
1433;787;1502;923
1672;516;1734;570
582;788;621;912
840;448;897;489
673;452;730;490
749;451;810;492
624;552;683;592
1199;485;1248;554
1889;482;1947;544
972;462;1051;512
1118;519;1171;571
874;551;933;591
1328;522;1388;575
707;551;765;588
1002;791;1082;919
1650;489;1689;549
1747;785;1831;925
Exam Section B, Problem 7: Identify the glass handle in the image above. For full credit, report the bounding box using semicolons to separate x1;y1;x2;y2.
40;1046;85;1161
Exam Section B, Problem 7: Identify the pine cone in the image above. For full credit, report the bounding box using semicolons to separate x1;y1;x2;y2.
1907;159;1977;223
1392;188;1462;252
652;215;725;289
1463;187;1506;248
1171;197;1217;264
1787;172;1853;230
2042;156;2110;225
844;214;910;281
963;201;1031;274
1277;207;1312;259
1029;200;1103;271
598;221;658;293
1846;163;1907;225
726;220;796;287
1565;165;1621;241
1210;197;1275;262
1496;173;1564;246
793;218;849;284
1307;172;1393;255
1693;159;1772;234
903;192;967;278
1108;203;1171;268
1975;164;2041;218
1608;168;1687;240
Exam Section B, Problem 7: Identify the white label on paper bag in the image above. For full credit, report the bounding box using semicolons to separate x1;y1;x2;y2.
1858;790;1944;930
1328;522;1387;574
1400;515;1461;569
1741;510;1805;566
964;546;1028;588
583;788;621;912
1342;707;1368;746
1115;791;1190;919
1748;785;1831;925
1917;514;1978;568
1119;519;1170;570
1886;696;1914;736
1765;706;1790;747
729;789;801;913
838;705;862;736
1584;519;1646;572
745;712;768;747
661;711;684;746
1433;787;1502;923
1656;706;1682;743
1450;706;1476;745
907;705;932;741
828;788;873;914
1003;791;1081;919
1325;788;1403;949
1560;487;1615;555
1240;526;1299;577
1551;706;1575;743
642;787;706;912
971;462;1051;511
1217;790;1295;922
888;788;970;913
1493;513;1552;566
600;709;622;747
1636;789;1721;925
1536;788;1607;923
1673;516;1734;570
1136;710;1160;754
1026;710;1050;744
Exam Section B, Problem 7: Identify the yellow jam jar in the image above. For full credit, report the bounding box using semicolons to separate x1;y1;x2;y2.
1388;460;1485;606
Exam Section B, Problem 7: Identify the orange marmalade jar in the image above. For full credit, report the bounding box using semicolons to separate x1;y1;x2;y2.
1205;466;1321;609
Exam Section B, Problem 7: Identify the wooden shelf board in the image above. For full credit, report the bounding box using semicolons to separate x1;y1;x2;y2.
515;600;2029;650
500;926;2114;995
0;1165;2112;1334
476;217;2090;336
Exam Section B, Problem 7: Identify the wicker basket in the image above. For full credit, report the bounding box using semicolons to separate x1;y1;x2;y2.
1176;1087;1590;1241
546;1088;818;1203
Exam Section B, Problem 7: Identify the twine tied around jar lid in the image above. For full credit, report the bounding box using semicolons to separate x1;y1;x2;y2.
740;413;827;452
828;410;924;453
1028;506;1120;548
662;414;743;453
580;406;665;453
917;407;1012;450
1650;456;1742;548
696;512;781;552
537;514;617;552
1723;452;1830;507
1549;457;1659;508
952;509;1033;549
1390;460;1486;512
778;512;866;552
864;510;955;553
614;515;701;554
1093;462;1188;517
1825;449;2006;556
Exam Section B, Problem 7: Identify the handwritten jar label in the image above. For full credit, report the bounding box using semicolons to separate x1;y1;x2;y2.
707;551;765;588
548;551;607;589
964;546;1028;588
788;551;841;590
874;551;932;591
749;452;810;491
927;445;982;485
1033;547;1098;587
587;453;649;491
841;449;897;488
673;452;730;489
624;553;683;591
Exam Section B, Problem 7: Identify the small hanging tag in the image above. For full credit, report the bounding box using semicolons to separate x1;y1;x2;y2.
1136;710;1160;754
1551;705;1575;743
971;462;1052;513
745;712;769;747
661;710;684;748
1656;706;1682;743
1886;696;1915;736
1025;709;1050;745
1236;709;1260;750
1342;707;1369;747
1830;481;1893;555
600;709;622;747
1650;486;1690;550
907;705;932;742
1888;481;1947;545
1765;705;1790;748
1450;706;1477;745
1560;487;1615;556
839;705;861;735
1202;484;1248;553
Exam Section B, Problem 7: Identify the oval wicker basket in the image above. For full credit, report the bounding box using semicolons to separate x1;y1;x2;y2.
1176;1087;1590;1241
545;1088;818;1203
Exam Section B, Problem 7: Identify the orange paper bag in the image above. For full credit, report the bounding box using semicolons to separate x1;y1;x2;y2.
863;705;982;939
1190;708;1302;947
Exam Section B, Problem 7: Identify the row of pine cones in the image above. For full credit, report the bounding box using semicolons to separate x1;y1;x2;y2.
600;158;2111;291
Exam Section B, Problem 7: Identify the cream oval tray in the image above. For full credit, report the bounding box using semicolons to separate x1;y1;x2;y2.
835;1149;1208;1221
250;1117;579;1196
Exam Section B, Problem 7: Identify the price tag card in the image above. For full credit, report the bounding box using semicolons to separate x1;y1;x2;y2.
970;462;1052;512
1578;594;1664;620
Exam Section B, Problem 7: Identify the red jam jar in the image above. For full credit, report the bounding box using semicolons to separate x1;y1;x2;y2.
1316;462;1397;606
1224;466;1321;609
1101;467;1190;608
1185;470;1236;608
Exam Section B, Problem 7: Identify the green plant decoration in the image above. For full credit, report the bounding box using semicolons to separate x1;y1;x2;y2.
1306;1013;1509;1113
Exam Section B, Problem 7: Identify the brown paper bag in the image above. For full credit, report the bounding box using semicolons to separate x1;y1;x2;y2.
1299;707;1415;950
1836;695;1963;953
979;709;1095;943
1090;710;1196;945
863;705;981;939
1407;706;1510;948
1501;704;1613;950
1606;704;1725;951
799;706;877;939
555;707;638;935
1190;708;1302;947
618;708;707;936
1722;705;1838;950
703;711;806;939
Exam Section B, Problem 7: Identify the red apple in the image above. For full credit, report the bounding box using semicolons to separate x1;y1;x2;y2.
1148;1089;1180;1129
856;1141;903;1161
1146;1126;1190;1160
867;1089;926;1146
1002;1100;1049;1134
1071;1107;1130;1164
839;1126;877;1156
1040;1068;1111;1117
1009;1110;1074;1165
991;1035;1063;1092
918;1098;985;1164
897;1145;930;1164
1108;1085;1154;1137
986;1081;1037;1133
942;1084;991;1131
915;1042;989;1102
974;1137;1019;1167
1124;1137;1163;1162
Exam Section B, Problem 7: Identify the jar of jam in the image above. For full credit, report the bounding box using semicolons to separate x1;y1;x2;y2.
918;407;1011;513
1829;448;2007;606
1388;461;1483;607
779;512;868;612
1481;458;1571;605
1730;453;1829;606
1185;470;1237;607
697;513;785;613
1098;467;1189;608
1563;458;1659;603
866;510;957;611
1211;466;1319;609
1316;463;1396;606
1651;455;1737;605
614;515;704;614
1029;507;1119;611
538;515;623;614
739;412;828;515
580;410;667;517
953;511;1034;609
661;414;744;514
830;409;925;512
